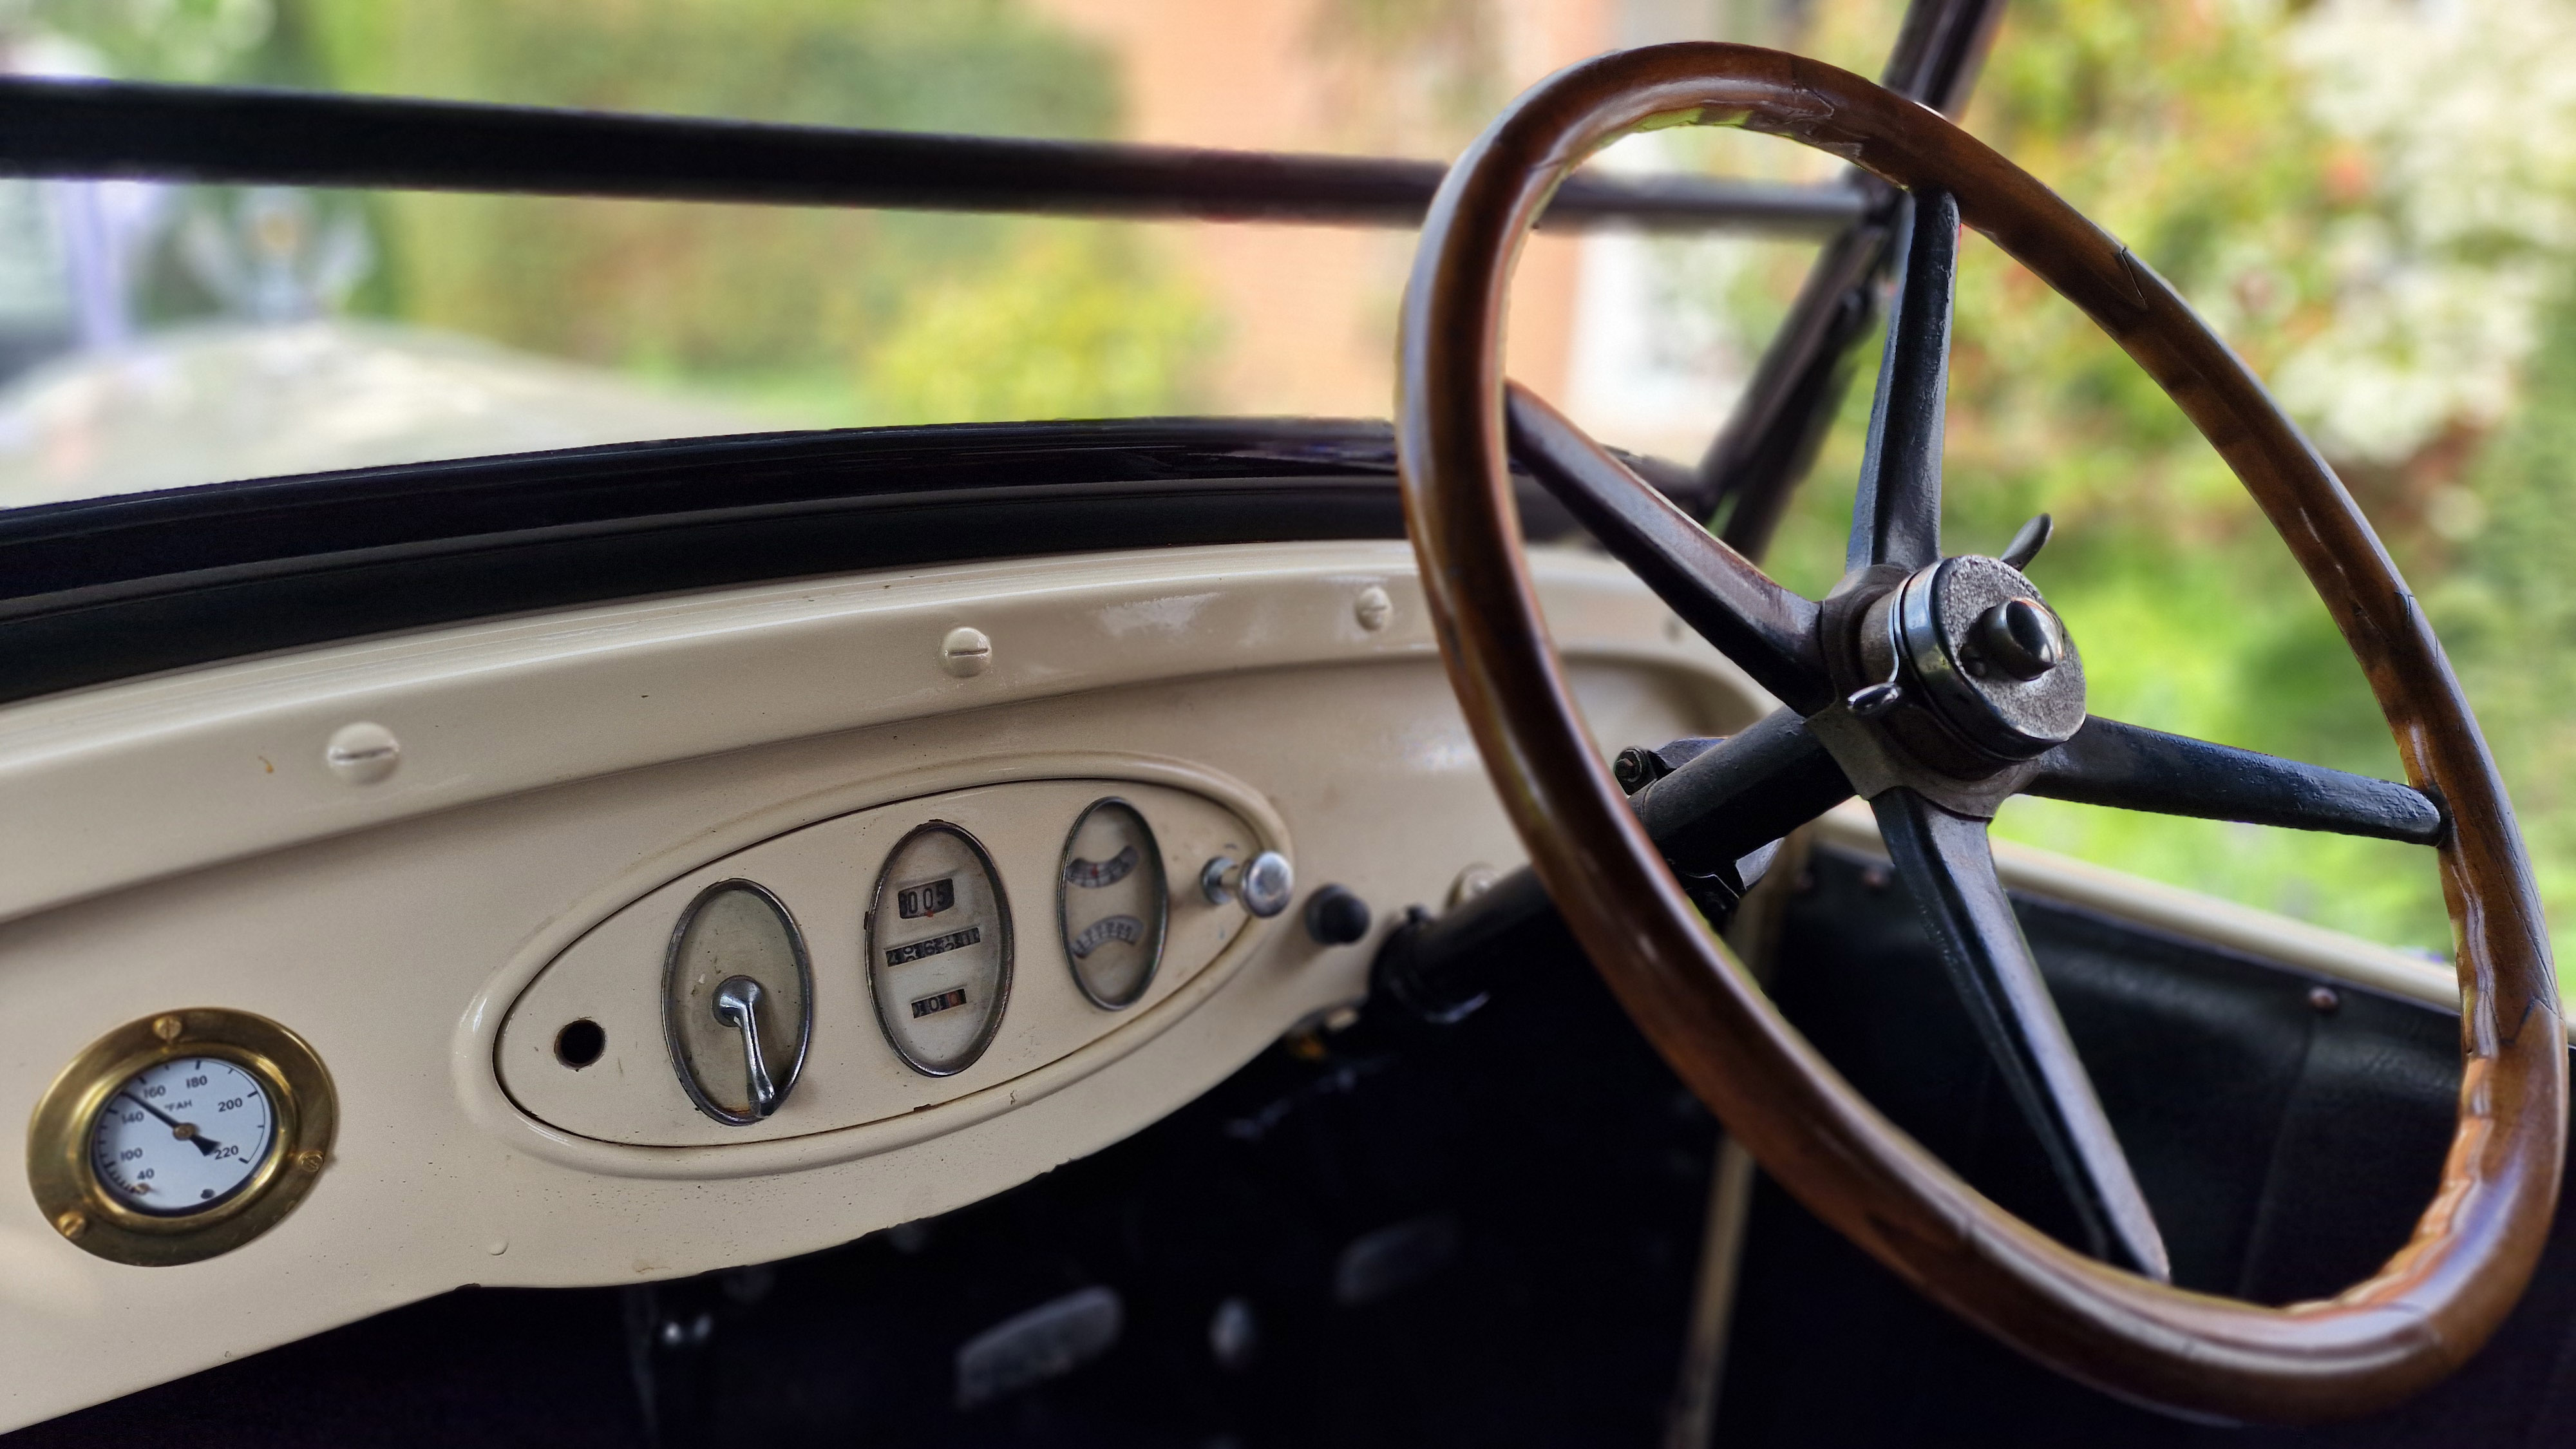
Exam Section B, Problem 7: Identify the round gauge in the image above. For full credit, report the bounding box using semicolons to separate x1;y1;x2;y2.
868;822;1013;1076
88;1056;278;1215
1057;798;1168;1009
26;1009;335;1267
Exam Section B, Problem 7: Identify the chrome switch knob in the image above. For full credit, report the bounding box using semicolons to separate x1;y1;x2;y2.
662;880;812;1128
1200;850;1294;918
711;975;781;1119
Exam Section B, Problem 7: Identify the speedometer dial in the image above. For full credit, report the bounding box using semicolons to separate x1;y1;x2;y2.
868;822;1013;1076
89;1056;277;1215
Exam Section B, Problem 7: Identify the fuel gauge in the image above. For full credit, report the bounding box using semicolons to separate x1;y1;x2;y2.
1058;798;1168;1009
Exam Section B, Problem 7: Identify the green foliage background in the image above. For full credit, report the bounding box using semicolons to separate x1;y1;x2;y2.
39;0;1220;425
1765;0;2559;956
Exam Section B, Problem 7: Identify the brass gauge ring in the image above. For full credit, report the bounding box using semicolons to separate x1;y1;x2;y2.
26;1008;336;1267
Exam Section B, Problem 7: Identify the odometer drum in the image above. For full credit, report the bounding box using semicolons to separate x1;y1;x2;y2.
867;822;1012;1076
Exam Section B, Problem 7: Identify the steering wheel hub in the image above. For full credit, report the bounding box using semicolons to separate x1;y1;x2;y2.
1880;555;2087;761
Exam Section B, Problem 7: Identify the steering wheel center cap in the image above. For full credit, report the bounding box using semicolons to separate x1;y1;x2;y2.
1893;554;2087;759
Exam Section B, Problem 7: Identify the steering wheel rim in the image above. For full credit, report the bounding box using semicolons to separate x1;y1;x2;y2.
1396;42;2564;1423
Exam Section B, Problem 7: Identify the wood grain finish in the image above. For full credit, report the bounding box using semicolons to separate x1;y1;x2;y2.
1395;42;2565;1422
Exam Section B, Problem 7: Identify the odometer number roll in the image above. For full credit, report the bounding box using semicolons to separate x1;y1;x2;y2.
867;822;1013;1075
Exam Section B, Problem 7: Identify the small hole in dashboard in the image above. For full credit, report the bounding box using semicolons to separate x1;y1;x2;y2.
554;1019;606;1069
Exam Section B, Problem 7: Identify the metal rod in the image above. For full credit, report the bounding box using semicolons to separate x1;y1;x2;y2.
0;77;1864;235
1697;0;2009;544
1372;714;1852;1021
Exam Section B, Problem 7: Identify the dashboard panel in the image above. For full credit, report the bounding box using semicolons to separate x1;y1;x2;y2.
0;534;2471;1434
0;540;1755;1431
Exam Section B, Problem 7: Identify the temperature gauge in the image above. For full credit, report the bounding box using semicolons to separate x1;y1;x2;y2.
90;1056;276;1214
1057;799;1168;1009
26;1009;335;1266
868;822;1013;1075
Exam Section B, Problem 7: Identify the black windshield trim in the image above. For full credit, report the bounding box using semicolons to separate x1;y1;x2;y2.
0;76;1862;235
0;419;1698;705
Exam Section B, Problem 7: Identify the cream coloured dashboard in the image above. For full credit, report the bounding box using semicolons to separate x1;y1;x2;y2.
0;535;2480;1433
0;539;1759;1431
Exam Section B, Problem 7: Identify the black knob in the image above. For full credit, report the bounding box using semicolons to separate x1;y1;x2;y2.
1304;886;1372;946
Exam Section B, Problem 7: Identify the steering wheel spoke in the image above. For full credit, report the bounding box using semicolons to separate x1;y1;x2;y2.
1848;188;1959;573
2029;717;2445;846
1506;383;1831;712
1873;788;2172;1282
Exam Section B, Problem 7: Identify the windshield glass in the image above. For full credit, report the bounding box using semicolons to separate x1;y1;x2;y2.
0;0;1836;508
12;1;2576;970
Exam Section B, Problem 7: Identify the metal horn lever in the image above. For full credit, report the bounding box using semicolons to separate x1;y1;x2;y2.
2000;513;2053;571
711;975;781;1118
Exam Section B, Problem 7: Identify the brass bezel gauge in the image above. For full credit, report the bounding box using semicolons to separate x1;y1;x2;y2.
26;1009;336;1267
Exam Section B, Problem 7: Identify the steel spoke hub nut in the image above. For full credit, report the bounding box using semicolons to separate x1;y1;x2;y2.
1881;554;2087;761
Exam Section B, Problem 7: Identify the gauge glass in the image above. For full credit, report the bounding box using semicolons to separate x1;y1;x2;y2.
1058;799;1168;1009
869;822;1012;1075
88;1056;276;1216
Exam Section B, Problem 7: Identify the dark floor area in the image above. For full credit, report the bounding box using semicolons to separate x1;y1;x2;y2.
1717;847;2576;1448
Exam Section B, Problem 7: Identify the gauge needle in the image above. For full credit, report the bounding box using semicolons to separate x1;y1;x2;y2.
118;1092;222;1157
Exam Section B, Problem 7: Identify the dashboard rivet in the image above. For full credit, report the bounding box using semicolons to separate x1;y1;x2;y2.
324;721;402;785
940;626;993;677
486;1240;508;1256
151;1014;185;1041
53;1209;85;1240
1354;585;1392;632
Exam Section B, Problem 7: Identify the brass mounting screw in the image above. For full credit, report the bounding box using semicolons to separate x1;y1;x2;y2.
54;1209;86;1239
294;1151;326;1174
152;1015;184;1041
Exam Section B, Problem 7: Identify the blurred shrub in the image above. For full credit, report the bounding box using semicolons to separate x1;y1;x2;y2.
278;0;1214;422
861;223;1218;424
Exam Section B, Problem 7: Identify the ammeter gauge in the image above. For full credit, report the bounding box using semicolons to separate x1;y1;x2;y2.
26;1009;335;1266
868;822;1013;1075
1057;798;1168;1009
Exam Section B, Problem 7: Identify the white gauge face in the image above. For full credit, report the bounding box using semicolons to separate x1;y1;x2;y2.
869;823;1012;1075
1059;799;1168;1009
88;1056;277;1217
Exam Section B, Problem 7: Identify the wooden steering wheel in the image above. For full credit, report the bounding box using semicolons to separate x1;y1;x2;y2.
1396;43;2565;1423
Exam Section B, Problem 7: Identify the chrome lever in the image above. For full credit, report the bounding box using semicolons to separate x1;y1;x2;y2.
711;975;781;1118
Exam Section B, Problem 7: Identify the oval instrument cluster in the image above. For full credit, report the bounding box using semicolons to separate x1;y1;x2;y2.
495;778;1278;1148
